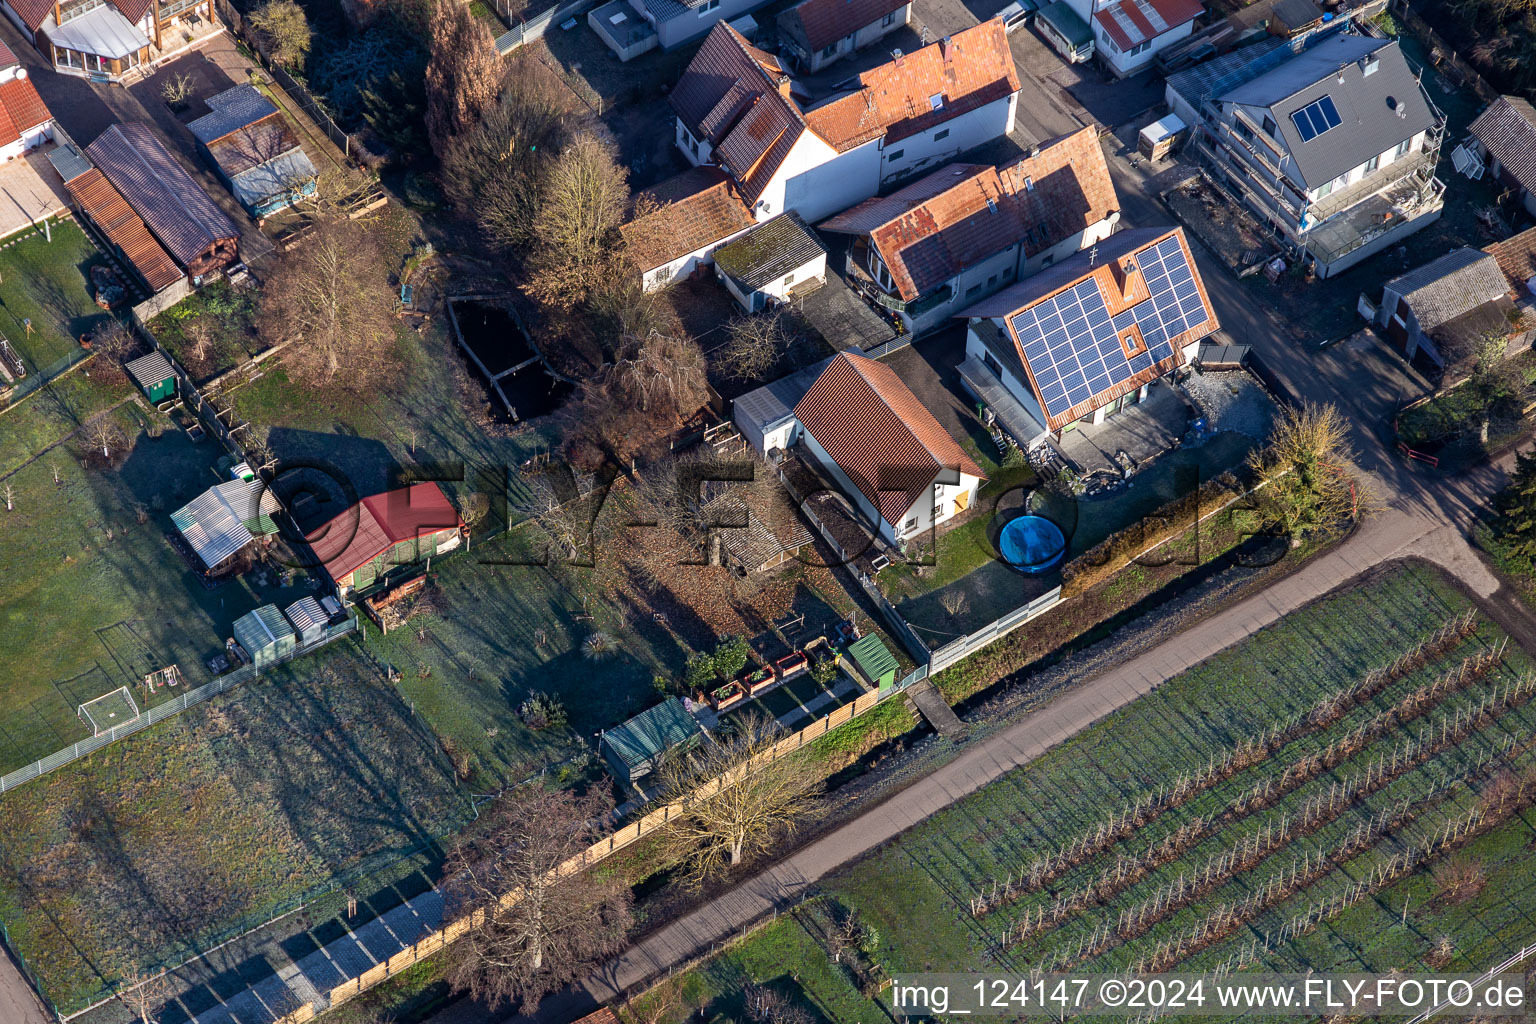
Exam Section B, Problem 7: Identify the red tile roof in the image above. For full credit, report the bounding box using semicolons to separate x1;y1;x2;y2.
995;127;1119;256
306;483;463;584
670;23;806;204
620;167;755;271
819;128;1117;302
0;74;49;147
7;0;52;32
1484;225;1536;294
778;0;908;54
802;19;1020;152
795;352;984;527
0;40;18;69
66;168;183;292
1093;0;1203;52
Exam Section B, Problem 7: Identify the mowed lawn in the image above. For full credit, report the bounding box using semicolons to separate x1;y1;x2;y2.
0;219;115;380
0;412;314;774
650;563;1536;1022
0;644;472;1012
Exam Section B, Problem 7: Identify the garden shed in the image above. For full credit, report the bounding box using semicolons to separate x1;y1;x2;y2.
284;595;328;644
124;350;175;403
847;633;898;691
188;85;319;219
600;697;703;788
171;477;281;572
86;122;239;277
305;482;465;597
713;213;826;312
233;604;295;670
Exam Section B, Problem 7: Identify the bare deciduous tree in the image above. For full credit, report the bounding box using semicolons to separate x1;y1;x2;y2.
85;416;125;461
658;712;820;880
600;331;709;423
717;313;790;382
184;320;214;367
251;0;311;69
260;219;397;388
742;982;814;1024
460;490;491;531
441;56;572;253
524;134;628;311
160;72;195;105
118;966;172;1024
443;787;633;1010
3;481;12;511
424;0;506;151
92;318;138;361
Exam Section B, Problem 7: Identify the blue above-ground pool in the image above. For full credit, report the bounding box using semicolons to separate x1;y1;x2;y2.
998;515;1067;575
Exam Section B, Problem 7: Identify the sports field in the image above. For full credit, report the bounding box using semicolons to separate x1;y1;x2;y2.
0;644;472;1013
648;563;1536;1021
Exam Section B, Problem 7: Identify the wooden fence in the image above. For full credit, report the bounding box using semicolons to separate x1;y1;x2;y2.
265;689;886;1021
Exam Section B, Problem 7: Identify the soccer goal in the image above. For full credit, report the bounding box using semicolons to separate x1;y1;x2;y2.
77;686;142;737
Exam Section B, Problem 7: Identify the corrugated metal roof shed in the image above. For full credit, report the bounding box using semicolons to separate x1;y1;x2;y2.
171;478;280;570
48;142;92;183
86;122;238;268
66;168;184;293
188;85;279;144
124;350;174;391
847;633;898;688
204;116;300;178
600;697;702;783
233;604;296;668
284;595;327;642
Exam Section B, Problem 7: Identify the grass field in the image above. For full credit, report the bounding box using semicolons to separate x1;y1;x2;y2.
0;643;472;1013
0;219;114;383
0;412;316;776
648;563;1536;1021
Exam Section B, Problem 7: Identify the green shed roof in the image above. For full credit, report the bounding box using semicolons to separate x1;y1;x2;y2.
602;697;702;769
1038;0;1092;44
233;604;295;654
848;634;898;684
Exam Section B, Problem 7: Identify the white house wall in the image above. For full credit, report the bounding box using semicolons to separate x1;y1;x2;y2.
908;243;1020;335
801;427;896;544
657;0;769;48
778;134;878;221
675;119;714;167
1021;212;1119;276
1098;18;1192;77
639;220;757;292
966;323;1051;430
878;92;1018;184
896;471;980;538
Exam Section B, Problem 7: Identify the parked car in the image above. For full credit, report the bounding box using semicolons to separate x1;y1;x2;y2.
997;0;1035;31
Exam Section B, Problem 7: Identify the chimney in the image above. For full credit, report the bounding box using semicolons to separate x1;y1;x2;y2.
778;75;793;100
1109;256;1142;304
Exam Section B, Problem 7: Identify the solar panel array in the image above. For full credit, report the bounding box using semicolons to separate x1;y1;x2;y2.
1290;95;1341;142
1008;235;1210;421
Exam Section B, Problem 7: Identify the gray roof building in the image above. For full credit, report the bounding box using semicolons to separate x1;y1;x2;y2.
86;122;239;275
1469;96;1536;197
187;85;279;144
1385;247;1511;330
171;478;281;571
713;212;825;291
1217;34;1435;191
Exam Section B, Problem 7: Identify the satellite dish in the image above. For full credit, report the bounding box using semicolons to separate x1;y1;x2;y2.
15;68;25;79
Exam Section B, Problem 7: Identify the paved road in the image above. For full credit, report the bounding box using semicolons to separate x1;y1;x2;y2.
0;947;51;1024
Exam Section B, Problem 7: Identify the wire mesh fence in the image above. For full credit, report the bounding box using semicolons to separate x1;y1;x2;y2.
0;618;358;796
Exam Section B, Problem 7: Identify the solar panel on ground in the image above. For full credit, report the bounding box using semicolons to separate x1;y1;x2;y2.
1009;235;1207;422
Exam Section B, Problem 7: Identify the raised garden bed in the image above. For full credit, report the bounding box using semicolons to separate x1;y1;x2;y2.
711;681;747;711
776;651;809;681
743;666;776;696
